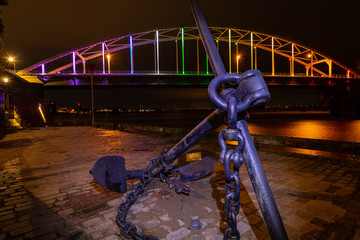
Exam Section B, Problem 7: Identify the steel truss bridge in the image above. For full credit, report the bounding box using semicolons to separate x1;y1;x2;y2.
17;27;359;86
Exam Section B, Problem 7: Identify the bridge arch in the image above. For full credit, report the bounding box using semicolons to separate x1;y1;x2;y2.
18;27;358;78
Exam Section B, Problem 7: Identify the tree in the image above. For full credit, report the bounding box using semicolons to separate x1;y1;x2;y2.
0;0;9;36
0;0;9;75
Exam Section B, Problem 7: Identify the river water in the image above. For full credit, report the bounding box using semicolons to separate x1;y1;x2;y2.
54;110;360;143
247;113;360;143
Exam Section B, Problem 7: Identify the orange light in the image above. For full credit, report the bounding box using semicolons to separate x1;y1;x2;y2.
38;104;47;123
3;78;8;83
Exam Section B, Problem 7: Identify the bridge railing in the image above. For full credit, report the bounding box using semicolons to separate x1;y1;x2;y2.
18;70;358;79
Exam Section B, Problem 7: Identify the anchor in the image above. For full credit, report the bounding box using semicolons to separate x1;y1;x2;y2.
90;0;289;239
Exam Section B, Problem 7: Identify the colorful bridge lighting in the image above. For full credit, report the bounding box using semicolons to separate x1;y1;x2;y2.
181;28;185;74
228;29;231;73
156;30;159;74
130;35;134;74
102;42;106;74
16;27;358;79
72;52;76;74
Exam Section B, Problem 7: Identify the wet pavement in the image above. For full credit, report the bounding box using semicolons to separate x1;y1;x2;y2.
0;126;359;240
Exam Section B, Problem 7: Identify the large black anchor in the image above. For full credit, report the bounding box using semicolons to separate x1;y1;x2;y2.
90;0;288;239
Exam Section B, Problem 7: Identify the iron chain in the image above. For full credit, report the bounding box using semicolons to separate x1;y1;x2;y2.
117;157;158;240
159;172;190;194
219;96;245;240
117;149;190;239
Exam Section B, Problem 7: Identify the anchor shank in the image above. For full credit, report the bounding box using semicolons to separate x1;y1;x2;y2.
190;0;226;77
238;119;288;240
150;108;225;176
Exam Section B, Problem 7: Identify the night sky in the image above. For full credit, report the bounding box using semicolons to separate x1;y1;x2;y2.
1;0;360;73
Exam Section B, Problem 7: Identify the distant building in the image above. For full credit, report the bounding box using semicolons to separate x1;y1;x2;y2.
0;70;45;129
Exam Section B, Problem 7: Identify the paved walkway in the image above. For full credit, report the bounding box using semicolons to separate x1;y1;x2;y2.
0;127;359;240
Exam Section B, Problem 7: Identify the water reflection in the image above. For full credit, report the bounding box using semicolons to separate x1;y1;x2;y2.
248;120;360;143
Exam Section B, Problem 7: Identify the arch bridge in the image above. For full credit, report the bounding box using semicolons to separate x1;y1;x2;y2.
17;27;359;85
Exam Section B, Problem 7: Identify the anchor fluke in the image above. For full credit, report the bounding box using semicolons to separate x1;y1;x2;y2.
90;156;128;193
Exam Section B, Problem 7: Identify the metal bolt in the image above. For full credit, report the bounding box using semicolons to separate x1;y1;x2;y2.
190;219;201;229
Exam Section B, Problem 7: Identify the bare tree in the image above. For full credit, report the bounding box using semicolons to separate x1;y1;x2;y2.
0;0;9;36
0;0;9;75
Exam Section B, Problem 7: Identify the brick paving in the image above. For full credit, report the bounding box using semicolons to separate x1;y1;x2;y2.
0;126;359;240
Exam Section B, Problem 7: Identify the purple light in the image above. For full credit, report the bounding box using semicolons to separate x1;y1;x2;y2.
102;42;105;74
41;64;45;74
156;31;159;74
72;52;76;74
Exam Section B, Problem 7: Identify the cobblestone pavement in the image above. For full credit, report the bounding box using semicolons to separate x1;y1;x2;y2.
0;127;359;240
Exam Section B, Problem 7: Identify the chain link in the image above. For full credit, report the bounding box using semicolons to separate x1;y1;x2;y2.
159;172;190;194
116;148;190;239
117;157;157;240
219;96;246;240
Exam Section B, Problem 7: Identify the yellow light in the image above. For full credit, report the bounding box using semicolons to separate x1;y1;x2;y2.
307;54;311;58
38;104;47;124
8;57;14;62
107;54;110;59
236;55;241;74
3;78;8;83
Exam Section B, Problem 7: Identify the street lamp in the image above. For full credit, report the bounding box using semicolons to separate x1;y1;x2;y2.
307;52;313;76
107;54;111;74
236;55;241;74
87;63;96;126
8;57;15;72
3;78;9;83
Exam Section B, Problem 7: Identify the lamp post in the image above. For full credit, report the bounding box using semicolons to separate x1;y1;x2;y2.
8;57;15;72
87;64;96;126
236;55;240;74
107;54;111;74
308;52;313;76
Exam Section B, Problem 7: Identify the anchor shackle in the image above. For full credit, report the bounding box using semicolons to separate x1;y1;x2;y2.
208;69;270;113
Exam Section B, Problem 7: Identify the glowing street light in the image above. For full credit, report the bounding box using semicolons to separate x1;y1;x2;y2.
8;57;15;72
236;55;241;74
307;52;313;76
3;78;9;83
107;54;111;74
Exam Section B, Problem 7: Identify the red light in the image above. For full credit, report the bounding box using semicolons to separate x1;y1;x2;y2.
77;103;80;106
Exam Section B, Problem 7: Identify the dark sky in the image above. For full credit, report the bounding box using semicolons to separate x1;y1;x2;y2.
2;0;360;72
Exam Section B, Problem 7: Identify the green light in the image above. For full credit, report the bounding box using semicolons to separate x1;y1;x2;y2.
181;28;185;74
